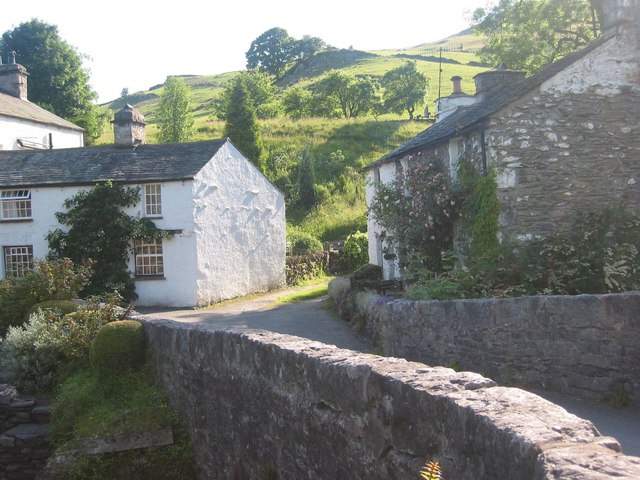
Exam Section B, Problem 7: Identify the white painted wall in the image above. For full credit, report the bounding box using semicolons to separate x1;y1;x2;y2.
191;142;286;305
0;115;83;150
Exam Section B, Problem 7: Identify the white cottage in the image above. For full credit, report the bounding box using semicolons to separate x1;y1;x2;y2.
0;53;84;150
0;106;286;306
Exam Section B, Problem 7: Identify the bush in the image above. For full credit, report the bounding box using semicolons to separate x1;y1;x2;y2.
0;258;91;337
349;263;382;291
287;228;323;255
341;230;369;272
27;300;80;320
90;320;146;377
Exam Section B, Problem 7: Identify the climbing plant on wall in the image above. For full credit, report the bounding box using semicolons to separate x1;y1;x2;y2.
47;181;167;301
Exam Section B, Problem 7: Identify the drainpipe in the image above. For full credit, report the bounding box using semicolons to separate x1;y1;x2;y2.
479;124;488;176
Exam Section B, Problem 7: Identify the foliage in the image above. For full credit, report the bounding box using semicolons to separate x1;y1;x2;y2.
471;0;599;73
275;284;329;304
27;300;80;320
49;367;196;480
89;320;146;377
0;298;124;393
287;227;323;255
281;85;313;119
47;181;166;301
157;76;194;143
349;263;382;291
224;76;265;171
285;254;328;286
246;27;296;77
0;258;91;337
212;70;279;120
381;61;429;119
0;19;101;141
297;151;317;209
341;231;369;272
313;70;380;118
420;460;443;480
369;159;461;276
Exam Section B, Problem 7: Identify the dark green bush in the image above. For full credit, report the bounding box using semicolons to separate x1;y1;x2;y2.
287;228;323;255
341;230;369;272
90;320;146;377
27;300;80;320
349;263;382;291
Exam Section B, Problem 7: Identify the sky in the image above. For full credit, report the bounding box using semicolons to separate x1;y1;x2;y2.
1;0;487;103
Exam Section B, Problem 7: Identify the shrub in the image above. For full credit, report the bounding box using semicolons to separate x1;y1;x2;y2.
27;300;80;320
90;320;146;377
341;230;369;272
349;263;382;291
287;228;323;255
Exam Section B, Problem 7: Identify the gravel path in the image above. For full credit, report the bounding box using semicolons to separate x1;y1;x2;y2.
138;285;640;457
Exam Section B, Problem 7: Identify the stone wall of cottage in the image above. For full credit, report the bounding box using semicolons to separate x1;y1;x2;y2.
329;278;640;406
141;317;640;479
486;87;640;242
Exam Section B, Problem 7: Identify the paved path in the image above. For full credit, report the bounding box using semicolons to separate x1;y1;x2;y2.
138;286;640;457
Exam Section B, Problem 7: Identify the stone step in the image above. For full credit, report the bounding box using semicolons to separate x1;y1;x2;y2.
31;405;51;424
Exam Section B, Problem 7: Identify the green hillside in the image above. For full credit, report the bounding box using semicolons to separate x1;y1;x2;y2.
100;30;486;242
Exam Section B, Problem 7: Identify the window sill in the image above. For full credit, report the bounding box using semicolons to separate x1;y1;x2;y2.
135;275;166;281
0;218;33;223
144;215;163;219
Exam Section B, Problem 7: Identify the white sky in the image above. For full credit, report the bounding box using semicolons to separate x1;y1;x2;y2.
1;0;487;103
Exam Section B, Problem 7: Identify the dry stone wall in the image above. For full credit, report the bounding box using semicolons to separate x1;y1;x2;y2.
140;317;640;480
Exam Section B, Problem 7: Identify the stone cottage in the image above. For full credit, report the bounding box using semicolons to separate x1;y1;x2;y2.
0;53;84;150
365;0;640;279
0;106;286;306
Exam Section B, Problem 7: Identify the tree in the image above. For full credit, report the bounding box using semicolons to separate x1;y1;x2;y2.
213;70;279;120
314;71;380;118
224;76;265;171
381;61;428;120
291;35;328;62
47;182;165;301
282;85;313;119
471;0;599;73
0;19;102;142
297;152;317;209
157;76;194;143
246;27;295;77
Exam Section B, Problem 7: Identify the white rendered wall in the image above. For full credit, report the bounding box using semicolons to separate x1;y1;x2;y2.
192;142;286;305
0;116;83;150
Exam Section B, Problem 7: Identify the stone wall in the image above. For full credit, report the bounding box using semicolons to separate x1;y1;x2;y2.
0;383;51;480
140;317;640;479
329;279;640;406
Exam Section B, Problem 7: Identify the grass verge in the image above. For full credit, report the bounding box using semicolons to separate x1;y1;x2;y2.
274;284;329;305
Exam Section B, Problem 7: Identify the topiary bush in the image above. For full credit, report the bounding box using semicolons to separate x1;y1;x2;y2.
90;320;146;377
349;263;382;291
287;227;323;255
27;300;80;320
341;230;369;272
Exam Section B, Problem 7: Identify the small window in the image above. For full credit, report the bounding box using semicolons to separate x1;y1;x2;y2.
1;190;32;220
4;245;33;278
134;238;164;276
144;184;162;217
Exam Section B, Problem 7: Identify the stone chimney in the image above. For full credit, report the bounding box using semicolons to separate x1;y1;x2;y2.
113;105;146;147
591;0;640;38
0;52;28;100
451;76;463;95
474;67;526;98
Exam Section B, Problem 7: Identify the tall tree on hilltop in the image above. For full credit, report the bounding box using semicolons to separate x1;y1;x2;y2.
472;0;599;73
224;77;265;172
0;19;105;144
382;61;428;120
157;76;194;143
246;27;294;77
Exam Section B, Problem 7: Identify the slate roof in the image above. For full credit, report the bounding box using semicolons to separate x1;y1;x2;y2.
366;37;607;170
0;138;228;188
0;91;84;131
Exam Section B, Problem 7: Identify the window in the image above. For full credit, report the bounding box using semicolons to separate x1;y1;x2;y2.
144;184;162;217
134;238;164;276
1;190;32;220
4;245;33;278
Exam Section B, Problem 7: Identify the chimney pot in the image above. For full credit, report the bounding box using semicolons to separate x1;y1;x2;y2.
451;76;463;94
113;105;146;147
8;51;16;65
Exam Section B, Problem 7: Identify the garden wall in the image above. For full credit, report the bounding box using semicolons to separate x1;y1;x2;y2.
140;317;640;479
329;278;640;405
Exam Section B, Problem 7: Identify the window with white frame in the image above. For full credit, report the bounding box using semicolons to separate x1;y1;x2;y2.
134;238;164;276
4;245;33;278
1;190;32;220
144;184;162;217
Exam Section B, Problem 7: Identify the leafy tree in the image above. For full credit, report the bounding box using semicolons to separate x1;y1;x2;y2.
297;152;317;209
314;70;380;118
47;181;165;301
213;70;278;120
0;19;102;142
157;76;194;143
292;35;328;61
246;27;295;77
381;61;428;120
224;76;265;171
471;0;599;73
282;85;313;119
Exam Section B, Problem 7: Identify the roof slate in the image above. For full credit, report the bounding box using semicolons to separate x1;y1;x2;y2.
0;91;84;131
0;139;228;188
366;37;607;170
